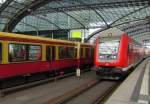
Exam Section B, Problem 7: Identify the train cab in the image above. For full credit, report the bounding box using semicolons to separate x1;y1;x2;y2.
94;28;144;79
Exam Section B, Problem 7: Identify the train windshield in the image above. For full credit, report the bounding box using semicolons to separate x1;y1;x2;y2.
99;39;120;61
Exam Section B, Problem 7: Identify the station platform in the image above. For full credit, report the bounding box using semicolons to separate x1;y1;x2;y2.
0;71;96;104
105;57;150;104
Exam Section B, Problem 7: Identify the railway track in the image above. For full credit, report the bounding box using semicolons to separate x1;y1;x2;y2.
90;82;119;104
44;80;120;104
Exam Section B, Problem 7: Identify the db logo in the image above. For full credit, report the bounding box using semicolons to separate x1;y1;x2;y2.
105;63;109;66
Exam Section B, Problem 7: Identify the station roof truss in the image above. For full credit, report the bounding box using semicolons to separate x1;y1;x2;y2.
0;0;149;43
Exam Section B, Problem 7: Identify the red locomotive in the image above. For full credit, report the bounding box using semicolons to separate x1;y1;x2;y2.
0;32;93;88
94;28;145;79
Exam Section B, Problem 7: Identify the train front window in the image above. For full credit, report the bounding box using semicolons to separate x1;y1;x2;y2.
99;39;120;61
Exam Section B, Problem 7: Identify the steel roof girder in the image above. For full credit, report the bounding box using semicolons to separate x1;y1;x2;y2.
3;0;63;32
32;15;62;29
109;5;149;26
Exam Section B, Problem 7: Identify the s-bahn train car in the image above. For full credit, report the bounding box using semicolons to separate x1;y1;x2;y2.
79;43;94;68
0;32;93;88
94;28;144;79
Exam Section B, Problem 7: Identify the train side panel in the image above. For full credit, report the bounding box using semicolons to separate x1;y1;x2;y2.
0;62;49;78
117;34;129;68
0;32;94;79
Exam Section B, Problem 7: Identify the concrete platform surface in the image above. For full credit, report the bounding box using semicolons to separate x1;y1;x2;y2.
105;58;150;104
0;71;97;104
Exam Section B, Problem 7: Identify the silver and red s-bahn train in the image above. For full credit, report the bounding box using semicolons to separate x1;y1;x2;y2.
94;28;145;79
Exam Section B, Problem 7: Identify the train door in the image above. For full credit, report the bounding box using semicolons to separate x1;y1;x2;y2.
46;46;56;73
46;46;55;61
0;43;2;64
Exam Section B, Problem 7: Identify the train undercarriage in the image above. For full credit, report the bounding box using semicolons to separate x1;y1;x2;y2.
94;66;133;80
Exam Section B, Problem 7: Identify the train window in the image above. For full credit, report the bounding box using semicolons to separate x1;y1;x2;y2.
80;48;84;58
74;48;77;58
59;46;76;59
85;48;90;58
9;44;27;62
28;45;42;61
52;46;55;61
0;43;2;63
87;48;93;58
67;47;75;58
46;46;51;61
91;48;94;58
59;46;66;59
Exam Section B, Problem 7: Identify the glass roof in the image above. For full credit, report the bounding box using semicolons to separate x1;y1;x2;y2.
0;0;149;42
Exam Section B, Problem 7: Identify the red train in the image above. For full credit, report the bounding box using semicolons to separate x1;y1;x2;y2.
94;28;145;79
0;32;93;88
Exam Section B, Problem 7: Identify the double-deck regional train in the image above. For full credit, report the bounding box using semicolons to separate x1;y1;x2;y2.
94;28;145;79
0;32;93;88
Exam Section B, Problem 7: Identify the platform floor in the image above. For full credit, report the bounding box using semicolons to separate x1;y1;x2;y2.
105;58;150;104
0;71;97;104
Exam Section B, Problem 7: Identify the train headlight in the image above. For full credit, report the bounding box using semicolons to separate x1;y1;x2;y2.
100;56;103;58
114;55;117;59
100;55;105;59
111;55;117;59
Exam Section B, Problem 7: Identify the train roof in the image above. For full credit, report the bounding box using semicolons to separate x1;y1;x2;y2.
0;32;76;44
98;27;125;38
80;42;94;47
0;32;93;46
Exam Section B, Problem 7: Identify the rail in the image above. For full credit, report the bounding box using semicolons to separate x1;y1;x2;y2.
44;80;120;104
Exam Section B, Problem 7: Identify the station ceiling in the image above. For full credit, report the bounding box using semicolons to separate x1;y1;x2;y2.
0;0;149;43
